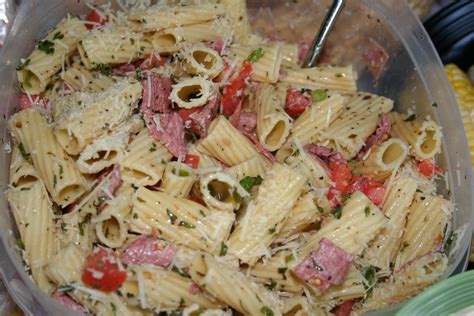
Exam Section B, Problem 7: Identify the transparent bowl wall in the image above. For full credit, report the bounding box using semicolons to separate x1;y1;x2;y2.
0;0;472;315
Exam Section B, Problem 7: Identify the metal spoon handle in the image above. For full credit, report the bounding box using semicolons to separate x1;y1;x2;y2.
302;0;346;68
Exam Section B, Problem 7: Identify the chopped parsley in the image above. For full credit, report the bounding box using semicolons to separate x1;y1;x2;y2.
59;164;64;177
268;224;277;234
232;189;243;203
179;221;195;229
57;284;74;292
149;143;157;152
330;205;343;219
341;193;352;203
53;32;64;40
277;267;287;274
363;265;377;294
401;241;409;251
260;306;274;316
404;114;417;122
432;102;438;107
171;265;191;278
111;303;117;316
247;47;264;63
53;174;57;188
178;169;189;177
239;175;263;192
16;239;24;249
136;197;145;203
364;206;371;217
92;63;113;76
219;242;228;256
199;210;206;217
166;209;177;224
311;89;327;102
316;205;324;213
285;254;295;263
38;40;55;54
16;58;30;71
265;278;277;290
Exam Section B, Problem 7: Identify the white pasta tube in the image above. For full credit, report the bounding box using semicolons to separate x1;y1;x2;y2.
120;265;221;310
395;193;452;270
255;83;291;151
45;243;86;286
287;93;346;146
389;112;442;160
250;250;304;293
280;43;299;68
54;79;142;155
197;116;269;167
317;265;366;303
284;149;331;189
199;172;249;212
181;44;224;79
281;65;357;93
230;44;283;83
170;76;214;109
355;253;448;313
364;176;417;271
298;191;389;260
95;215;128;249
322;93;394;159
225;156;269;180
78;27;153;67
282;295;328;316
221;0;252;43
8;181;57;292
9;109;87;206
188;144;221;169
17;18;88;94
161;161;197;198
129;3;225;31
63;64;115;92
227;164;307;265
59;210;94;251
9;146;39;189
353;138;409;181
121;129;172;186
189;252;283;315
277;192;323;239
130;187;235;254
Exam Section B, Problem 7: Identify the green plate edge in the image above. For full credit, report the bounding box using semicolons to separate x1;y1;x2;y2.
397;270;474;316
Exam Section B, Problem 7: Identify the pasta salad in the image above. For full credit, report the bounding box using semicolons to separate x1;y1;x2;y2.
7;1;455;315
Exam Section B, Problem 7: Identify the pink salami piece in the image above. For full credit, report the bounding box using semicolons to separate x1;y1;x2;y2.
189;282;203;294
235;112;257;134
292;238;353;292
243;132;277;163
141;75;172;114
98;164;122;197
363;37;389;79
189;94;220;137
358;113;391;158
18;94;49;111
304;144;345;165
121;235;176;267
52;292;87;313
148;112;187;157
112;63;136;76
204;38;227;55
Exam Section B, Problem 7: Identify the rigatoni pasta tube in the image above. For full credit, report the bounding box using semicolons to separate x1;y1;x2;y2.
188;144;221;169
161;161;197;198
181;44;224;79
298;191;388;259
225;156;268;180
353;138;409;181
317;265;366;303
255;83;291;151
230;44;283;83
227;163;307;265
389;112;442;160
63;64;114;92
170;76;214;109
197;116;267;167
285;149;331;189
395;193;452;270
199;172;249;212
9;109;87;206
120;265;222;310
281;65;357;93
54;79;142;155
9;146;39;190
189;252;282;315
130;187;235;254
364;176;417;271
121;129;172;186
280;43;299;68
322;93;394;159
221;0;252;43
17;18;88;94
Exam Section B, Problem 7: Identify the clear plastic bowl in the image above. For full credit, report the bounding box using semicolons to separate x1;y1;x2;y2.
0;1;472;315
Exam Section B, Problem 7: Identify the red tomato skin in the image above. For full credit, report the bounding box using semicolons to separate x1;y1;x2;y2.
85;9;108;30
350;176;386;205
177;107;202;122
333;300;355;316
417;160;442;178
221;61;252;117
285;89;311;116
82;248;126;292
184;154;200;169
327;161;353;205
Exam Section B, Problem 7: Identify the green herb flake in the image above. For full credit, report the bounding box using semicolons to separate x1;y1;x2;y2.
444;231;456;254
133;213;139;219
111;303;117;316
58;284;74;292
60;223;67;233
404;114;418;122
93;63;113;76
179;221;195;229
53;174;57;188
260;306;274;316
239;175;263;192
16;58;30;71
219;242;228;256
247;47;264;63
136;197;145;203
432;102;438;107
59;164;64;177
23;71;33;88
20;187;31;191
38;40;55;54
233;189;243;203
167;209;177;224
126;292;134;298
199;210;206;217
265;278;277;290
277;267;287;274
149;143;157;152
178;169;189;177
316;205;324;213
171;265;191;278
364;206;371;217
341;193;352;203
53;32;64;40
268;224;277;234
330;205;343;219
130;38;135;45
285;254;295;263
401;241;409;251
16;238;24;249
348;159;357;169
363;265;377;293
18;143;30;161
311;89;327;102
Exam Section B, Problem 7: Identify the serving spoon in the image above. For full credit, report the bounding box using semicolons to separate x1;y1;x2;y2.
302;0;346;68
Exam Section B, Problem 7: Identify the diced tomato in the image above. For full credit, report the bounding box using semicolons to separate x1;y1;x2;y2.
417;160;442;178
184;154;200;169
177;107;202;123
82;248;126;292
350;176;386;205
221;61;252;117
327;161;353;205
85;9;108;30
285;89;311;116
332;300;355;316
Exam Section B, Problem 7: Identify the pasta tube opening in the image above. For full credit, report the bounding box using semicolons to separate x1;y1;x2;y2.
153;33;178;48
18;70;42;94
95;215;127;248
84;150;118;165
382;141;406;165
55;128;80;155
170;77;213;109
183;45;224;78
59;184;83;203
15;174;38;187
420;128;437;155
199;172;248;212
265;119;289;149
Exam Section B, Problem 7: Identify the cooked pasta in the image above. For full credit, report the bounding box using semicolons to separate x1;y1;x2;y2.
7;2;455;314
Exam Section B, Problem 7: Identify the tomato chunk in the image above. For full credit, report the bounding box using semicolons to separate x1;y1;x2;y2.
82;248;126;292
327;161;352;205
85;9;108;30
350;176;386;205
221;61;252;117
332;300;355;316
184;154;200;169
417;160;442;178
285;89;311;117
